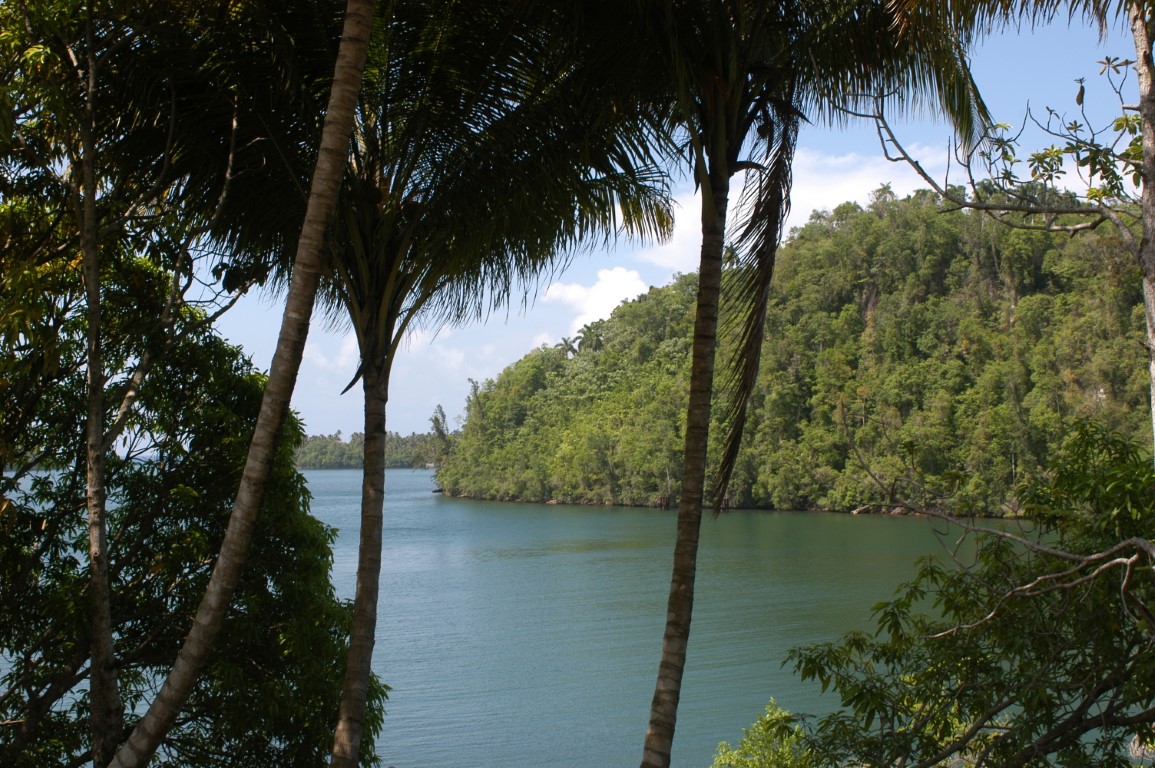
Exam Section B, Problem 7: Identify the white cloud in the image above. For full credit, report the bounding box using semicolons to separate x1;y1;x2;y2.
530;331;555;348
633;191;702;272
430;344;466;370
401;328;465;368
785;144;949;232
401;326;438;350
543;266;649;334
303;331;359;370
627;144;952;270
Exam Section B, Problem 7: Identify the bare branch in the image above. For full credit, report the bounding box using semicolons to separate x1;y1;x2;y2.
928;551;1143;638
849;96;1132;240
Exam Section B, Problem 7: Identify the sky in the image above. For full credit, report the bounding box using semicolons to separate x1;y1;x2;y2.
213;15;1136;437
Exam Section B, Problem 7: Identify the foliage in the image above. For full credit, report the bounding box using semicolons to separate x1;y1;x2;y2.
0;257;387;766
438;274;697;505
866;16;1155;457
0;4;362;760
0;0;336;274
953;54;1140;211
438;189;1148;512
710;701;815;768
783;422;1155;768
295;430;439;469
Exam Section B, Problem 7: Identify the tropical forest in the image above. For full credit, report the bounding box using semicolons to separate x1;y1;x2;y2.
3;1;1155;767
296;430;438;469
439;187;1149;512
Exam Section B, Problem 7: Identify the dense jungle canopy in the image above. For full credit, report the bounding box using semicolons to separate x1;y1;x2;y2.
436;187;1150;513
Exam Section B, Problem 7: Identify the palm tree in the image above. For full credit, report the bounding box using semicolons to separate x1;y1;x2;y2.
110;2;377;765
577;322;606;353
636;3;987;766
320;5;672;763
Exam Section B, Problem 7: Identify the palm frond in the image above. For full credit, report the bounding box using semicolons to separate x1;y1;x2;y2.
713;80;802;514
788;0;989;148
311;0;676;388
888;0;1124;40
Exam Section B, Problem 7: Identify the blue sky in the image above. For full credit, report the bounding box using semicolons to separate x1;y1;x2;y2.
213;16;1136;437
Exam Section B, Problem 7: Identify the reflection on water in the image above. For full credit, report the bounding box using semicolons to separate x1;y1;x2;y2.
307;468;955;768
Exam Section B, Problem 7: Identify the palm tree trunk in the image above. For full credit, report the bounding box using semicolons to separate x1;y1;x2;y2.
330;366;388;767
641;172;730;768
109;2;375;765
1128;1;1155;455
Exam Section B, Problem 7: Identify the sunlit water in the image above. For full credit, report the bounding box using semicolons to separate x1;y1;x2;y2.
308;468;954;768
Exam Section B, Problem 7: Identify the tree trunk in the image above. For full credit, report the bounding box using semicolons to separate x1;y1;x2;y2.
1128;2;1155;455
77;8;124;762
83;155;122;768
330;366;388;767
109;2;375;765
641;171;730;768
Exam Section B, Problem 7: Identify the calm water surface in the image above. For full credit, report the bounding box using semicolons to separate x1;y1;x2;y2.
307;468;954;768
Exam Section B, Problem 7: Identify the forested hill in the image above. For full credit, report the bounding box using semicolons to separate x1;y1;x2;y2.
295;431;438;469
436;188;1150;513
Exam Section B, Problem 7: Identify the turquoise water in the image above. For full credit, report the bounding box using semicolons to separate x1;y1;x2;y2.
307;468;954;768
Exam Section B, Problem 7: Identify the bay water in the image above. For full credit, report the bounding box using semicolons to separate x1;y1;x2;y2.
308;468;954;768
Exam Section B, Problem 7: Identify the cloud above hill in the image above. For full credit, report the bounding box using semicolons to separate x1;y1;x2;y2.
544;266;649;335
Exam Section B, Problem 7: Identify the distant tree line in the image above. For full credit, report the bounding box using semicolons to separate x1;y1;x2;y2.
295;430;439;469
437;188;1150;513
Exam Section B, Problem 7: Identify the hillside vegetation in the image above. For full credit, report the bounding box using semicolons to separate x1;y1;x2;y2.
295;431;438;469
436;188;1150;512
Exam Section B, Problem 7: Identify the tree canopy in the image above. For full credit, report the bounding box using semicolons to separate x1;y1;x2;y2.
438;188;1149;512
0;258;386;766
295;430;438;469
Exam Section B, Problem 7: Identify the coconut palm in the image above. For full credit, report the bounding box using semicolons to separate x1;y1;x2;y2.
110;2;377;766
320;5;672;763
636;3;988;766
